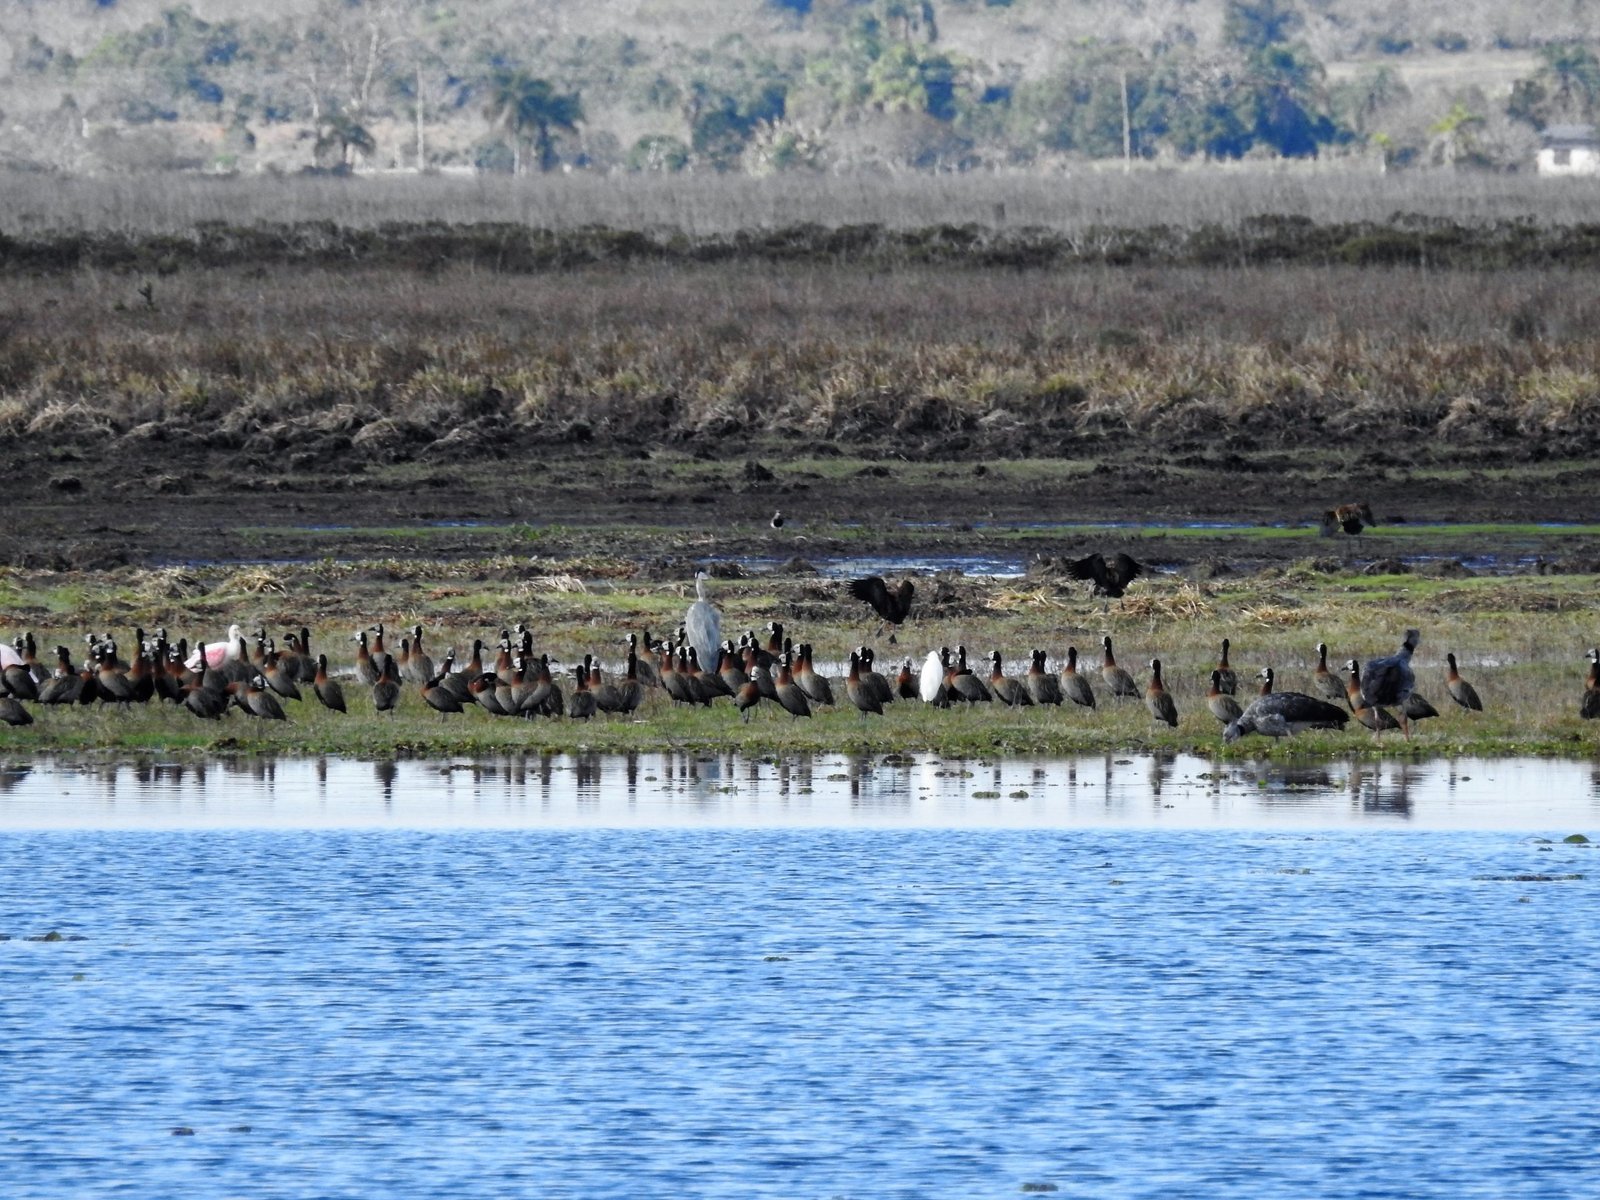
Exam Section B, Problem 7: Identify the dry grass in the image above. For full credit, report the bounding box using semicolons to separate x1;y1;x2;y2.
4;259;1600;464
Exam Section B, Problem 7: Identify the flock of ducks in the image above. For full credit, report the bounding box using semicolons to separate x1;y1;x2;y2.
0;568;1595;741
3;611;1596;745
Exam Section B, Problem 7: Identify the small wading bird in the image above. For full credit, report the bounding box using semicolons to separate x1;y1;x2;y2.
846;576;915;644
1582;648;1599;720
770;511;785;530
1224;668;1350;743
1066;552;1143;599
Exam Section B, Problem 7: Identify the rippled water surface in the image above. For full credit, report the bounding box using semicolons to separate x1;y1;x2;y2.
3;753;1598;1198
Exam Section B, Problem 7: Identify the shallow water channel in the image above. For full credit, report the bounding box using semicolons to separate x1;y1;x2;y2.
3;753;1598;1198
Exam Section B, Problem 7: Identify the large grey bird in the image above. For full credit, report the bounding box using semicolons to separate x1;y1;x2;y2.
1359;628;1421;738
1224;669;1350;743
684;571;722;675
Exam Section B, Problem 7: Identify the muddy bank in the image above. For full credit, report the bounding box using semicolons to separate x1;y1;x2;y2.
7;446;1600;575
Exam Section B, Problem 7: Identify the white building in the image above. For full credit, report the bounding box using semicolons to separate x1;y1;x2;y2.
1537;124;1600;176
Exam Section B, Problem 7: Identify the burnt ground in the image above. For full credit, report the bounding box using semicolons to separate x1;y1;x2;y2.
7;444;1600;578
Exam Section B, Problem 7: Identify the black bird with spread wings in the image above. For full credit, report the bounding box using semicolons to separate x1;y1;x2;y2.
1065;552;1144;598
846;576;915;642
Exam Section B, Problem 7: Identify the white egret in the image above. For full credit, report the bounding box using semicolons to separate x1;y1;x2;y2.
918;649;945;705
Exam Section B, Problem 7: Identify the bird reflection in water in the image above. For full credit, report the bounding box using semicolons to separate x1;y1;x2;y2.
573;752;601;806
1349;761;1414;818
374;759;397;804
1148;751;1175;801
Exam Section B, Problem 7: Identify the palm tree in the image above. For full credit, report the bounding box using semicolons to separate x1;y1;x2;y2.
483;69;584;174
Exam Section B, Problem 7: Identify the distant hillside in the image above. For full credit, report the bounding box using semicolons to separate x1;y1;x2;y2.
0;0;1590;176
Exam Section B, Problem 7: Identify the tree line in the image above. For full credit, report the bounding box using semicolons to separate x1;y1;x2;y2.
7;0;1600;175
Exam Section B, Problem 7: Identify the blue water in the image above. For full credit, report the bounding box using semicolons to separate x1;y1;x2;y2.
3;759;1598;1198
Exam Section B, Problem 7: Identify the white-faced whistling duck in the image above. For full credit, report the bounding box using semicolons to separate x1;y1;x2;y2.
1359;629;1420;738
988;651;1032;708
262;642;302;701
742;646;778;703
1067;552;1143;599
372;654;402;715
1312;642;1345;703
858;647;894;705
716;643;748;696
3;647;39;702
39;646;83;706
421;654;464;720
1060;646;1096;709
1100;636;1139;700
470;670;507;717
774;651;812;719
1444;653;1482;712
525;655;558;716
151;646;184;705
1145;659;1178;727
96;647;134;710
949;646;991;703
183;663;229;720
896;657;918;701
296;627;318;682
1025;649;1063;707
764;622;785;659
735;671;764;722
1206;670;1244;726
1346;660;1401;735
660;646;696;707
244;674;287;721
1403;691;1439;727
687;647;731;702
846;576;916;643
410;626;435;687
685;571;722;673
846;651;883;717
0;694;32;726
313;655;347;714
567;663;597;720
592;656;625;715
1223;672;1349;743
1215;638;1237;695
629;632;661;689
354;630;380;686
615;647;644;716
1582;649;1600;720
795;643;834;705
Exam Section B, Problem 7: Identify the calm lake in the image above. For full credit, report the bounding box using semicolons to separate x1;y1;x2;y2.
3;752;1597;1198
